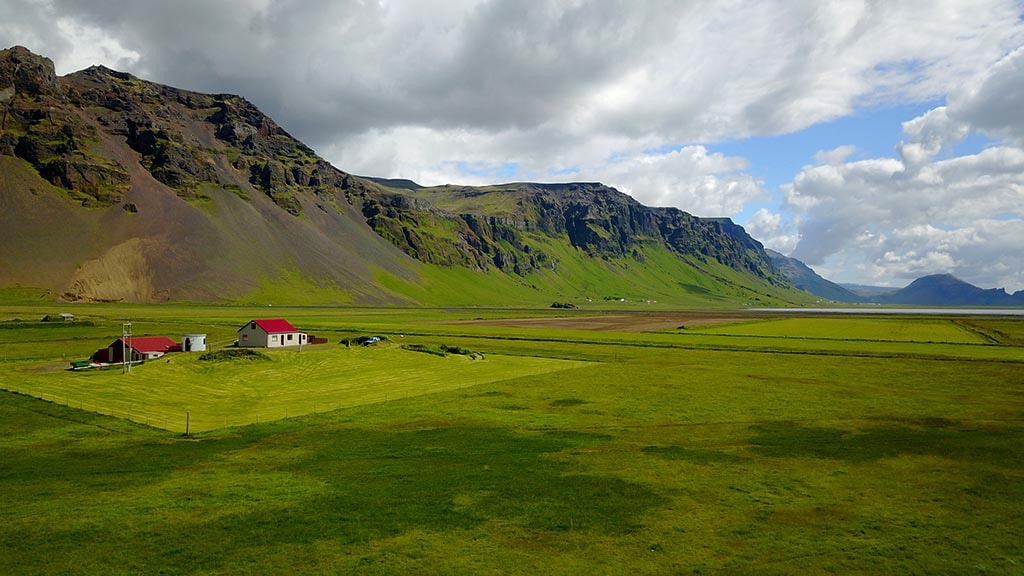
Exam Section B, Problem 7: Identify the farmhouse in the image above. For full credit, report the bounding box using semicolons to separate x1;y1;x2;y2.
92;336;181;364
237;318;308;348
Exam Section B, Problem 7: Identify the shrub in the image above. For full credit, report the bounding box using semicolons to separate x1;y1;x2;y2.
439;344;472;355
198;349;271;362
401;343;484;360
401;343;447;357
339;335;391;347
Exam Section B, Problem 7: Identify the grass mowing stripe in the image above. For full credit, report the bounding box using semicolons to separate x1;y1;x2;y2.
357;327;1024;363
688;317;990;343
3;345;585;433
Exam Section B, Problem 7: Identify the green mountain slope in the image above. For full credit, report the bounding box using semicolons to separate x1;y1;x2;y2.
0;46;811;307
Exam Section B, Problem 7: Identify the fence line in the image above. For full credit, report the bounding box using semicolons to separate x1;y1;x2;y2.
32;392;401;434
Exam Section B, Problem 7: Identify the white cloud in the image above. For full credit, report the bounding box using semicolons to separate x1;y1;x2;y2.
949;45;1024;145
785;139;1024;291
4;0;1024;290
779;40;1024;292
325;130;765;217
570;146;767;217
744;208;799;254
53;17;139;72
2;0;1021;219
814;145;857;166
896;106;969;171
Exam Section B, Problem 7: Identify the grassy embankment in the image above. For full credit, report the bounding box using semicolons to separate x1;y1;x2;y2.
0;303;1022;574
372;241;815;308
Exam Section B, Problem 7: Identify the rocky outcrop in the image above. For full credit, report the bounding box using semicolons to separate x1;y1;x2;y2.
1;54;358;212
356;191;550;273
204;95;343;214
0;46;60;98
0;47;131;206
65;65;320;206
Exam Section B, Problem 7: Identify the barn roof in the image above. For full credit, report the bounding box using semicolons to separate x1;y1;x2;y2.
121;336;180;354
242;318;299;334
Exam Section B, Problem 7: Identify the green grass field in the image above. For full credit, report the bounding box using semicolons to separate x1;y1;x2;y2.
6;344;583;432
1;304;1022;574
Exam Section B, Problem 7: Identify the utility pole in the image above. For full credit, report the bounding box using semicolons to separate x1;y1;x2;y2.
122;320;132;374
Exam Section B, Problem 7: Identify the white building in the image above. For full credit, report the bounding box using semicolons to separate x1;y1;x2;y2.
237;319;307;348
181;334;207;352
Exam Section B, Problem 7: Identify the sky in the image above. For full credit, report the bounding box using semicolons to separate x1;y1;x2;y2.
2;0;1023;291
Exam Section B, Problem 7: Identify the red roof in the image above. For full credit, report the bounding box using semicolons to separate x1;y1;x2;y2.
242;318;299;334
121;336;181;354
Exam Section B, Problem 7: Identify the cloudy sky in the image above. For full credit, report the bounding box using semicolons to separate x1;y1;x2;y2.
3;0;1023;291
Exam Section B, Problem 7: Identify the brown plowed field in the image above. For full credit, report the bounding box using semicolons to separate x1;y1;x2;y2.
452;311;757;332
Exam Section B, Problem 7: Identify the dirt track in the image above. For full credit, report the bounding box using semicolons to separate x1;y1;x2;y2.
451;312;754;332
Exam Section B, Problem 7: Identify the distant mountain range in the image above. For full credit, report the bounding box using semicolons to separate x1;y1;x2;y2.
0;46;809;306
768;250;1024;307
877;274;1024;307
838;283;897;299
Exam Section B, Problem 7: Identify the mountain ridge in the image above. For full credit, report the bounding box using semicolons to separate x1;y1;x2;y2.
0;46;808;306
765;249;863;302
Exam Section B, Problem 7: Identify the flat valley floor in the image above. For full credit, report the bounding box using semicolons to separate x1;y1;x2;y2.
1;304;1022;574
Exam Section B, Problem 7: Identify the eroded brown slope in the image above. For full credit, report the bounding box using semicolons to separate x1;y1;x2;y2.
0;46;417;303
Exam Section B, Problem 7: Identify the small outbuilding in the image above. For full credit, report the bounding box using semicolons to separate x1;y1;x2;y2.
237;319;307;348
92;336;181;364
60;313;75;322
181;334;207;352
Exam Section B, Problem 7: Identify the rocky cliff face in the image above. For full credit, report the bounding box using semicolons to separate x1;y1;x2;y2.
1;46;371;213
1;47;132;206
354;181;786;285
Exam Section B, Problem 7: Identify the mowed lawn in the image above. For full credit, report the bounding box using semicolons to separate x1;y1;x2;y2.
4;344;585;432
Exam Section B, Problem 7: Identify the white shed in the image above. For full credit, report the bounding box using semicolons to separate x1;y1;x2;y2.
181;334;207;352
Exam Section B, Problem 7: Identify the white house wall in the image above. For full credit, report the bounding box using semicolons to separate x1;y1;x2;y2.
267;332;307;348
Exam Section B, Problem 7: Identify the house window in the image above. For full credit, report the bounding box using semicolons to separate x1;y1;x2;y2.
242;334;248;342
287;334;293;341
272;335;278;342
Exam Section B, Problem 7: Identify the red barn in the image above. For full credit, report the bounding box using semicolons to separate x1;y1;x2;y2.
92;336;181;364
